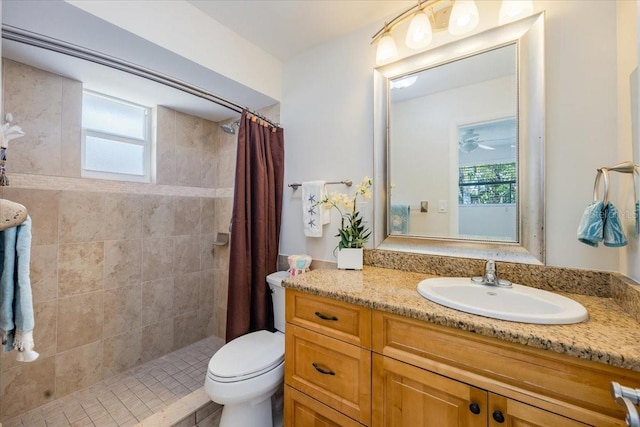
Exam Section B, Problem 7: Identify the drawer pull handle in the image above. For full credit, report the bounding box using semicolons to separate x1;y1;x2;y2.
312;362;336;376
492;410;505;423
469;402;481;415
314;311;338;321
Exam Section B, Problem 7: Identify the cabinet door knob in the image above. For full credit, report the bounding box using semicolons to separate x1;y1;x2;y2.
314;311;338;321
312;362;336;375
469;402;481;415
492;410;505;423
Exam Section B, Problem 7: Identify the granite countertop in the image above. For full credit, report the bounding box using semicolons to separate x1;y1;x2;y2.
283;266;640;372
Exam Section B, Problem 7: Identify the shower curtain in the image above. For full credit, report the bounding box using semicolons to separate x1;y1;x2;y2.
226;110;284;342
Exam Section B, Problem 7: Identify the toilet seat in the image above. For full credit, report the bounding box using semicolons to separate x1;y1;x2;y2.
208;330;284;383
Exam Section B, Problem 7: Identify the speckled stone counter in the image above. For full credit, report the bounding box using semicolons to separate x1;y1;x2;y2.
283;266;640;372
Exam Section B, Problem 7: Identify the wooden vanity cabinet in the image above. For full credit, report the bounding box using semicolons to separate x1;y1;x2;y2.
284;289;637;427
285;290;372;426
372;310;635;427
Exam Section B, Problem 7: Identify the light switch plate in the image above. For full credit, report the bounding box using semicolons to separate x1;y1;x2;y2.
438;200;447;213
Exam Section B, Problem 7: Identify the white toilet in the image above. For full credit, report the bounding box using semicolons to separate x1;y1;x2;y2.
204;271;289;427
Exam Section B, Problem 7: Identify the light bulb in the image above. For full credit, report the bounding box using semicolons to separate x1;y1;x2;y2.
448;0;479;36
405;12;433;50
376;32;398;65
499;0;533;25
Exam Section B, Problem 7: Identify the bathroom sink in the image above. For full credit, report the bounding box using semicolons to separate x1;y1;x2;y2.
417;278;588;324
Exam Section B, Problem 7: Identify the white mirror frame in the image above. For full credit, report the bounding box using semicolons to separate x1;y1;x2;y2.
373;12;545;264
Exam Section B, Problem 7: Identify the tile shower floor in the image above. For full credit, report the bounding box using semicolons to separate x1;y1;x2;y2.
4;336;224;427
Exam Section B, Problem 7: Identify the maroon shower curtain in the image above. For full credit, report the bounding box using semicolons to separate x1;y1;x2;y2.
226;110;284;342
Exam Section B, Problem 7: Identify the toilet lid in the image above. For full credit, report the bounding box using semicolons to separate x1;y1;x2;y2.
208;330;284;382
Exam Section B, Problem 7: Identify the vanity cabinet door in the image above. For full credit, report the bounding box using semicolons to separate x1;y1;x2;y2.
285;385;365;427
488;394;592;427
372;354;487;427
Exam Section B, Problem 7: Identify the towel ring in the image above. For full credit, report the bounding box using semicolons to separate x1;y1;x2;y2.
594;168;610;206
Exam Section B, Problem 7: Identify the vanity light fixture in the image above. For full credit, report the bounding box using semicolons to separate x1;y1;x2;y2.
372;0;533;65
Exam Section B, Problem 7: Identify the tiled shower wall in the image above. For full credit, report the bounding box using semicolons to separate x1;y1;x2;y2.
0;59;281;421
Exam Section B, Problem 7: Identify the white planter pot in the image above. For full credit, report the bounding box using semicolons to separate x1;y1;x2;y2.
337;248;363;270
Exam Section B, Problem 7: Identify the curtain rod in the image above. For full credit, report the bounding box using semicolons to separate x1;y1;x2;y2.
1;25;280;129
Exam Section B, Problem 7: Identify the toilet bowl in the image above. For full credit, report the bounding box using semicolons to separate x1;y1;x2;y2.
204;271;289;427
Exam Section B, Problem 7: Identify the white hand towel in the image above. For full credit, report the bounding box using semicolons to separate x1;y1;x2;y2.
302;181;328;237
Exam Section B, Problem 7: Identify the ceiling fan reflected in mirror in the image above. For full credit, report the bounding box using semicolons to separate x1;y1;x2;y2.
458;129;496;153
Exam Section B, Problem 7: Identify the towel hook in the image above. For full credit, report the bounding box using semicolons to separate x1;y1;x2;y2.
594;168;610;206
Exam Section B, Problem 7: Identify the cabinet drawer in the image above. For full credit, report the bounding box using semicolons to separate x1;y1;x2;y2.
286;324;371;425
286;289;371;347
285;385;365;427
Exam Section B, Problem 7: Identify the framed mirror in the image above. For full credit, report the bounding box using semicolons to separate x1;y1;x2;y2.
373;12;545;264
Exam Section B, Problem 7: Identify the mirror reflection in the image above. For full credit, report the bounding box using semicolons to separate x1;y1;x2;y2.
389;44;518;242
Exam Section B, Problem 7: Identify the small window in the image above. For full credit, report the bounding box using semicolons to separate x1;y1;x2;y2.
459;163;517;205
82;91;151;182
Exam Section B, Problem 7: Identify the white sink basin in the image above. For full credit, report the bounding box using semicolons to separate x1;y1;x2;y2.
417;278;588;324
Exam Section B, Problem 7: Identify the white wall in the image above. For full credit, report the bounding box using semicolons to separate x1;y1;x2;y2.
66;0;282;101
281;1;623;271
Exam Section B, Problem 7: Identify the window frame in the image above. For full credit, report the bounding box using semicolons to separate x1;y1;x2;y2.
81;90;152;183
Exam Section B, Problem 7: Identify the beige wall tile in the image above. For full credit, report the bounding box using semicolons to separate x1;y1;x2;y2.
57;292;104;352
102;328;142;379
143;195;175;237
142;278;174;326
156;106;176;185
142;237;174;281
104;193;143;241
3;59;62;175
175;235;200;274
30;245;58;303
175;147;202;187
55;341;103;397
0;356;56;419
173;312;203;349
174;272;200;314
200;234;215;271
1;188;59;246
60;78;82;178
33;301;58;361
199;269;216;313
58;191;105;243
200;198;216;234
174;196;201;236
200;120;217;188
215;197;233;233
58;242;104;297
175;111;203;150
104;239;142;289
103;284;142;338
141;319;174;363
0;301;57;373
215;148;236;189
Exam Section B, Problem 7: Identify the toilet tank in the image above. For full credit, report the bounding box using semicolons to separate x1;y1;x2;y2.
267;271;290;333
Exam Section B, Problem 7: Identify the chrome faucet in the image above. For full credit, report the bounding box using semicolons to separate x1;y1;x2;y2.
472;260;512;287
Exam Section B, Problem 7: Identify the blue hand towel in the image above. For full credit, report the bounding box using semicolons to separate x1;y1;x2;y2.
577;201;605;247
391;204;410;234
603;203;627;247
0;216;38;361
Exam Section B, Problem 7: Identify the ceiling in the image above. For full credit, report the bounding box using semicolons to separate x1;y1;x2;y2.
188;0;414;61
1;1;413;122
